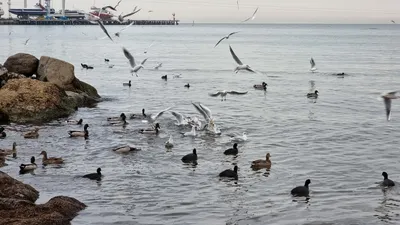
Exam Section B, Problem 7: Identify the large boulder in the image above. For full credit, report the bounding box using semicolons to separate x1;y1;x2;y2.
0;171;39;202
37;56;100;99
0;171;86;225
0;78;75;123
3;53;39;77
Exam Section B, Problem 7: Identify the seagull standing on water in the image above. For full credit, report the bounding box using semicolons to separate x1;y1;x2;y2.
209;90;248;101
242;7;259;22
310;58;317;72
122;47;148;77
382;91;400;121
229;45;255;73
214;32;240;48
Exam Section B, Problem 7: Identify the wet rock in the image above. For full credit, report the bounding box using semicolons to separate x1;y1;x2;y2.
37;56;100;99
0;79;75;123
0;172;86;225
0;171;39;202
66;91;99;108
3;53;39;77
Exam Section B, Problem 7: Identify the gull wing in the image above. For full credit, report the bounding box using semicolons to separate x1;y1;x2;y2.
384;97;392;121
114;0;122;9
119;21;134;32
102;6;117;11
310;58;316;67
151;107;172;121
123;8;141;18
242;7;258;22
170;111;185;123
229;45;243;65
97;20;113;42
199;103;213;120
141;58;148;65
246;67;255;73
192;102;209;122
214;37;227;48
228;31;240;37
209;91;222;97
228;91;248;95
122;47;136;68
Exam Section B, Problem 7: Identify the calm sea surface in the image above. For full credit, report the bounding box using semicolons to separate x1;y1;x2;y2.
0;24;400;225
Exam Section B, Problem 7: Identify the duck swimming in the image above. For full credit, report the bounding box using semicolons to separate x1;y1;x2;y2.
68;124;89;139
108;113;128;126
130;108;147;120
224;143;238;155
107;113;126;121
0;142;17;158
253;82;267;90
181;148;197;163
139;123;160;134
219;166;238;180
83;168;102;180
0;127;6;139
19;156;37;172
23;128;39;139
251;153;271;170
184;83;190;88
113;145;141;153
307;90;319;99
382;172;395;187
161;75;167;80
291;179;311;197
123;80;131;87
66;119;83;125
39;150;64;165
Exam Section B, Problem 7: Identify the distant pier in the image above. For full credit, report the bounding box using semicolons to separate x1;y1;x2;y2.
0;19;179;26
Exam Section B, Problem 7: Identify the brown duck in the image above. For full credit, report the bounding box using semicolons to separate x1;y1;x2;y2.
39;150;64;165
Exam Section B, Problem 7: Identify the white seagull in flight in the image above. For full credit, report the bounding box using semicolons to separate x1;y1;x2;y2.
122;47;148;77
382;91;400;121
229;45;255;73
242;7;259;22
209;90;248;101
214;31;240;48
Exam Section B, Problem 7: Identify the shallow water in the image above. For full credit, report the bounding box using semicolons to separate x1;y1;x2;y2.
1;24;400;225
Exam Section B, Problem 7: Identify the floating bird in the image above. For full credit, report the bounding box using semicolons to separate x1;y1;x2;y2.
113;145;140;153
130;109;147;120
66;119;83;125
192;102;221;134
251;153;271;170
97;20;113;42
254;82;267;90
161;75;167;80
0;142;17;157
108;114;128;126
214;31;239;48
23;128;39;139
165;135;174;148
123;80;131;87
230;132;247;142
184;83;190;88
382;91;400;121
242;7;258;22
68;124;89;139
118;7;141;22
307;90;319;99
382;172;395;187
139;123;161;134
115;21;134;37
104;58;110;62
219;166;238;180
224;143;238;155
122;47;148;77
209;90;248;101
108;64;115;68
291;179;311;197
310;58;317;72
107;113;126;121
155;63;163;70
229;45;255;73
182;125;197;137
83;168;102;180
181;148;197;164
20;156;37;172
81;63;89;69
39;150;64;165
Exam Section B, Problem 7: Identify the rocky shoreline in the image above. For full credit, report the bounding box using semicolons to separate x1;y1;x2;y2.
0;171;86;225
0;53;101;124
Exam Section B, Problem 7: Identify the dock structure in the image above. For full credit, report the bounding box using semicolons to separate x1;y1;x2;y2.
0;18;179;25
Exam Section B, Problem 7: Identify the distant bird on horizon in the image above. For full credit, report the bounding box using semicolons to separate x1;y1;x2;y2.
122;47;148;77
382;91;400;121
391;20;396;24
214;31;240;48
242;7;258;22
229;45;255;73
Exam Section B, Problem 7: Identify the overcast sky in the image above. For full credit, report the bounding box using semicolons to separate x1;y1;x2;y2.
3;0;400;23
